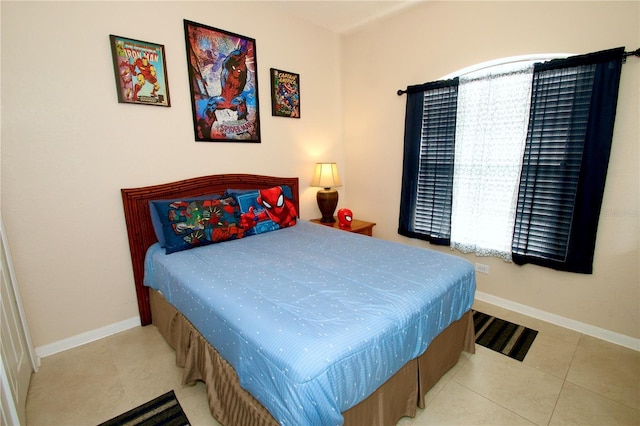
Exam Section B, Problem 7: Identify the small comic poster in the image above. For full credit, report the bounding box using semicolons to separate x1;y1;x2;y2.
110;35;171;107
270;68;300;118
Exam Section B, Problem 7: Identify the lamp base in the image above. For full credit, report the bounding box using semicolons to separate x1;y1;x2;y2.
316;189;338;223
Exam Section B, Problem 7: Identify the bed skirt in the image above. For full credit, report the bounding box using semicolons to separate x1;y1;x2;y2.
149;289;475;426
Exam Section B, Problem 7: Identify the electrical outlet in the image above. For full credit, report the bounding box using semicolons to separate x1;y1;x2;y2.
475;263;490;274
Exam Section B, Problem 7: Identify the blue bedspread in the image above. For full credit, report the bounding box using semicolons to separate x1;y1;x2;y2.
144;220;475;425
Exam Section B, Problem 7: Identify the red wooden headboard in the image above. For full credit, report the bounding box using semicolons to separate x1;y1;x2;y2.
121;174;300;325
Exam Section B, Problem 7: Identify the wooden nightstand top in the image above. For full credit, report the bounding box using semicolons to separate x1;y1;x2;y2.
309;217;376;236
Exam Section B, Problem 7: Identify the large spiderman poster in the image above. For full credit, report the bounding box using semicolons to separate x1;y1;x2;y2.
184;20;261;143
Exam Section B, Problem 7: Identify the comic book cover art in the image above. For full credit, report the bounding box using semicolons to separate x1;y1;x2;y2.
270;69;300;118
109;35;170;107
184;20;261;143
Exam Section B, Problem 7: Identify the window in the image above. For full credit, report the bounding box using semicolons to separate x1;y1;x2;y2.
450;62;533;260
399;48;625;273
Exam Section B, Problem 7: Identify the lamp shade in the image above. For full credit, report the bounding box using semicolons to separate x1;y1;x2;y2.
310;163;342;189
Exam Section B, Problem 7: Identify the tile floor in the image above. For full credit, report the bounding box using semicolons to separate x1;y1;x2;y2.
26;300;640;425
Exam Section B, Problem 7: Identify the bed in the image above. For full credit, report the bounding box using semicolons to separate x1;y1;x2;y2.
122;174;476;426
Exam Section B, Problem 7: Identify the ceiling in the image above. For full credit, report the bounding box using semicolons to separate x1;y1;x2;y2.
268;1;421;34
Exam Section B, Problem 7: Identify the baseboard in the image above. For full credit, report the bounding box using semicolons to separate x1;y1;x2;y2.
475;291;640;351
35;294;640;358
35;316;141;358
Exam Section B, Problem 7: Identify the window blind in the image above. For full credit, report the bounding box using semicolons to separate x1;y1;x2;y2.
512;47;624;273
399;79;458;244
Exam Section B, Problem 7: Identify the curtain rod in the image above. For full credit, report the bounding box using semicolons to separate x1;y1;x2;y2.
397;48;640;96
623;48;640;61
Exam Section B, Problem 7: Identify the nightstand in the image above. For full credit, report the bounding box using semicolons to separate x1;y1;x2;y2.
310;217;376;237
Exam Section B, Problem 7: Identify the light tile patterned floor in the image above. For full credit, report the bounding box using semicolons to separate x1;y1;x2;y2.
26;300;640;425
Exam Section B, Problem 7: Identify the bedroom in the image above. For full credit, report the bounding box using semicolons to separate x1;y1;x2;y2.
1;0;638;424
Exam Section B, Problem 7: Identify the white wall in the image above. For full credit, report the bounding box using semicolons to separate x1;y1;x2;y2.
1;1;343;348
342;1;640;340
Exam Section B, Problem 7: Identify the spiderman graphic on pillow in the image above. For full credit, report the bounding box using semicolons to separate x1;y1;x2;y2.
240;186;297;230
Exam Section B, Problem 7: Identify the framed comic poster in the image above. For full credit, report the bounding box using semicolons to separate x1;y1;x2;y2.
109;35;171;106
184;20;261;143
270;68;300;118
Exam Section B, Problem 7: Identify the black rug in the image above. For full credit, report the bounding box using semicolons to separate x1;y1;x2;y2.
472;310;538;361
99;390;190;426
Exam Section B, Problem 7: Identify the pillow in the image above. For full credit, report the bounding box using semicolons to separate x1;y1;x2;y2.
227;186;297;236
150;196;244;254
149;194;221;247
223;188;255;195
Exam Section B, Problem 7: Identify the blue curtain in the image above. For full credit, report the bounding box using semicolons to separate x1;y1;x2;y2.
398;79;458;245
512;47;624;273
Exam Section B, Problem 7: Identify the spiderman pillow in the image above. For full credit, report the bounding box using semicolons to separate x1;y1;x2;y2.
226;186;297;236
151;196;245;254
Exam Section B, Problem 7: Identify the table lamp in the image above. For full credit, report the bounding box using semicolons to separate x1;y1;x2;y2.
310;163;342;223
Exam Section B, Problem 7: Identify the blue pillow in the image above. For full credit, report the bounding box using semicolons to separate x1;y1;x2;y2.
150;196;244;254
227;186;297;235
149;194;220;247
